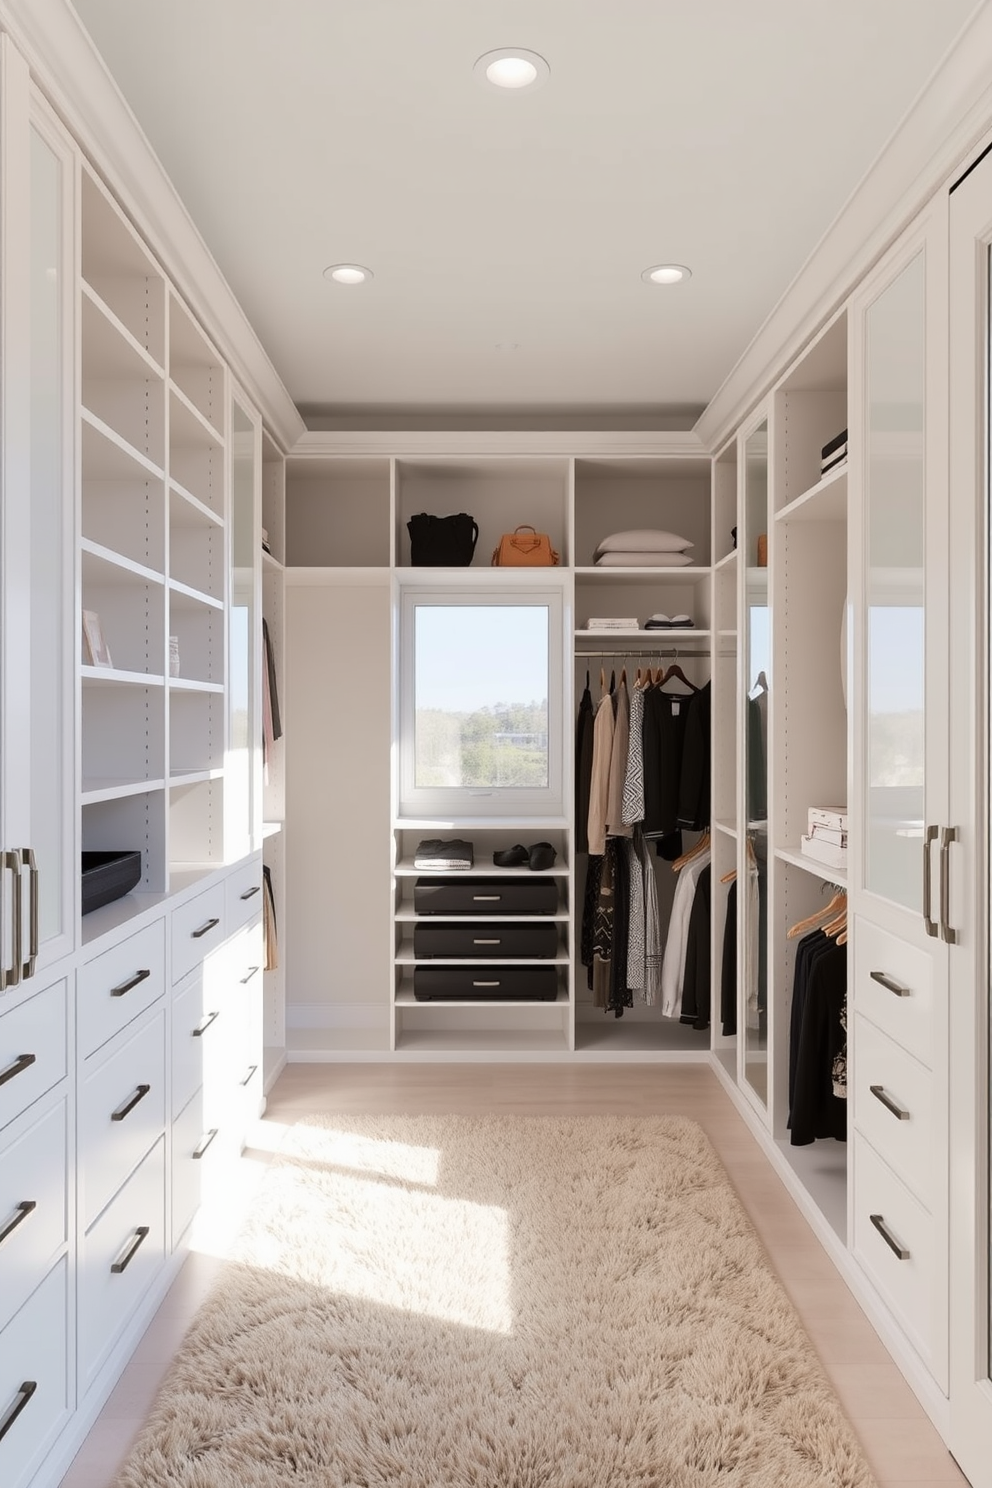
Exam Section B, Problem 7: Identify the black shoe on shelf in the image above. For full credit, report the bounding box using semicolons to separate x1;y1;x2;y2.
528;842;557;871
493;844;529;867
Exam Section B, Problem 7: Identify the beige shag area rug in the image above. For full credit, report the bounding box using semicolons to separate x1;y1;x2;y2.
115;1115;877;1487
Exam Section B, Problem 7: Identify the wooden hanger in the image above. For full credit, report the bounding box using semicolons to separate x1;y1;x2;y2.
661;661;699;692
671;829;711;872
720;867;737;884
786;889;847;940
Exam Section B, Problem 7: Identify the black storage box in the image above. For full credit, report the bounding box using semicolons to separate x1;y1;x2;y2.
413;875;558;916
414;965;558;1001
81;850;141;915
414;921;559;959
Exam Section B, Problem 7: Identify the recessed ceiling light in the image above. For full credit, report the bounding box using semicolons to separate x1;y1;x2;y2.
642;264;692;285
474;48;550;91
323;264;373;285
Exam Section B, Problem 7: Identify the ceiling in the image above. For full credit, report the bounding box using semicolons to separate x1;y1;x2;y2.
70;0;982;428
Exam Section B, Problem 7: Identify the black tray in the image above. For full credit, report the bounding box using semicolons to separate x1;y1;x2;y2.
81;850;141;915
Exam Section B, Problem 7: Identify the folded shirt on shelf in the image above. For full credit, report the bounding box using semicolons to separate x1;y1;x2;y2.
413;838;474;870
644;613;694;629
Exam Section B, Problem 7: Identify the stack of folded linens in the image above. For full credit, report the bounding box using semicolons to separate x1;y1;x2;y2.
593;529;694;567
413;838;474;870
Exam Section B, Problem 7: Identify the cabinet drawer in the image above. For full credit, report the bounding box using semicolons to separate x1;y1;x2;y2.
852;1014;933;1208
171;882;226;985
171;1088;204;1248
225;855;263;934
0;1261;69;1488
171;966;206;1115
78;919;165;1057
852;1134;936;1364
854;918;933;1066
78;1136;166;1393
0;980;67;1134
79;1010;165;1229
0;1100;67;1334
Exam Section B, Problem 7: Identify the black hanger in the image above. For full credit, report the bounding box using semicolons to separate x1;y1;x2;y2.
661;661;699;692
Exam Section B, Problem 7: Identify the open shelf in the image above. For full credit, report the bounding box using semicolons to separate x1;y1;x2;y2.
776;464;847;524
81;776;167;805
395;858;568;878
775;844;847;886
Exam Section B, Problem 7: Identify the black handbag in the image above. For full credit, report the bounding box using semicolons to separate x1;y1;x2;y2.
407;512;479;566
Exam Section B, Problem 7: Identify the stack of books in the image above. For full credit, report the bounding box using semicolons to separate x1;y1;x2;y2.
800;806;847;871
585;617;638;630
820;429;848;477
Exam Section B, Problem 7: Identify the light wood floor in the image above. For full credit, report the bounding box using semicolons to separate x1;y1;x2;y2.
58;1063;971;1488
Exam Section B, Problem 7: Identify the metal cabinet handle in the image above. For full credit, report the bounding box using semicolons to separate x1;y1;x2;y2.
1;849;23;991
923;824;938;937
22;848;38;981
111;1083;151;1122
0;1052;36;1088
192;1010;220;1037
0;1381;37;1443
239;966;260;984
240;885;260;901
473;980;500;987
870;970;910;998
870;1212;910;1260
940;826;958;944
191;917;220;939
110;1225;150;1273
0;1200;37;1248
870;1084;910;1121
473;895;501;902
240;1064;258;1087
192;1128;218;1159
473;938;501;945
110;968;151;998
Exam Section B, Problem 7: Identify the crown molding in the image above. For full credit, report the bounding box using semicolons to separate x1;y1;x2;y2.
695;0;992;452
0;0;305;452
288;429;709;461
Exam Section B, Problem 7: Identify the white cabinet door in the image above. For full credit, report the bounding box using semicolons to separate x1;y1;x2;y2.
0;45;75;985
947;143;992;1488
848;202;951;1390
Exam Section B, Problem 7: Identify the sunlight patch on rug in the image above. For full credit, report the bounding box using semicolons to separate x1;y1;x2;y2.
115;1114;878;1488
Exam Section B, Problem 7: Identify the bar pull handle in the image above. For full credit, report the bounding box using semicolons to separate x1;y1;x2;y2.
22;848;38;981
240;1064;258;1087
111;1083;151;1122
870;1213;910;1260
192;1010;220;1037
473;895;501;902
110;969;151;998
239;966;260;984
940;826;958;944
472;980;501;987
870;970;910;998
191;917;220;940
240;885;260;901
192;1128;218;1159
0;1052;36;1088
1;849;23;991
0;1381;37;1443
923;824;938;938
870;1084;910;1121
110;1225;150;1273
0;1200;37;1248
473;938;501;945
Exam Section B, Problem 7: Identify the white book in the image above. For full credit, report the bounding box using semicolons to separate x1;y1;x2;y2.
808;806;847;832
800;834;848;871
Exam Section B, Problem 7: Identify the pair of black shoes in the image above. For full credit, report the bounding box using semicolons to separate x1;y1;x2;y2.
492;842;557;871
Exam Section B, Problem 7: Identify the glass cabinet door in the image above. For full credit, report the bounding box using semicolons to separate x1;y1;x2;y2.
863;252;927;915
742;420;769;1106
226;394;261;861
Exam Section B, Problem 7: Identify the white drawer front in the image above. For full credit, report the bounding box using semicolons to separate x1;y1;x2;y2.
79;1136;166;1393
78;919;165;1057
79;1009;165;1229
225;855;263;935
171;966;206;1115
171;1088;204;1248
0;1101;67;1334
0;1261;69;1488
854;917;933;1066
852;1014;933;1208
171;882;226;985
0;980;67;1134
853;1134;936;1366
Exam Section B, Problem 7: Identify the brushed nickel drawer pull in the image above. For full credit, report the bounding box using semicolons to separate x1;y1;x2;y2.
870;970;910;997
0;1052;36;1088
870;1084;910;1121
870;1212;910;1260
473;895;501;902
111;1083;150;1122
0;1200;37;1247
940;826;958;944
192;1010;219;1037
240;1064;258;1087
2;849;23;991
473;938;501;945
473;980;500;987
192;1128;218;1159
0;1380;37;1443
923;823;938;938
191;917;220;939
23;848;38;981
239;966;260;984
240;885;260;900
111;1225;150;1273
110;968;151;998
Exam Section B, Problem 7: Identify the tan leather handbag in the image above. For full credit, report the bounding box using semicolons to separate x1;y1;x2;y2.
491;525;560;566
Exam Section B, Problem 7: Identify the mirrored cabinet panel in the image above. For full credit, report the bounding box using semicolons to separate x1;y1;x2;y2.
742;420;769;1107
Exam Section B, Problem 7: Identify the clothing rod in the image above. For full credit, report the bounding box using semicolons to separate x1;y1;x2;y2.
577;648;711;658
